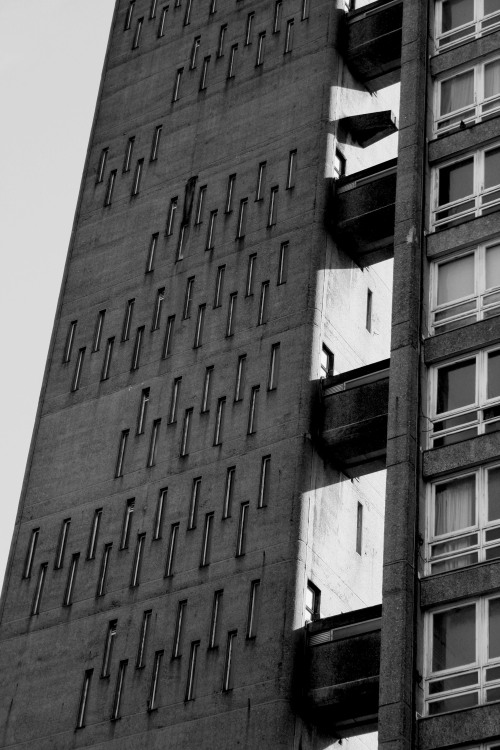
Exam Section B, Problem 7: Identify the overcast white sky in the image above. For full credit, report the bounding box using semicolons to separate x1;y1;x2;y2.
0;0;115;590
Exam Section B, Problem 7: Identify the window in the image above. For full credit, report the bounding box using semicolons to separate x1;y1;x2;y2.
153;488;167;540
246;254;256;296
268;343;281;390
301;0;310;20
145;233;158;274
120;499;135;550
236;502;249;556
121;299;135;341
185;641;200;700
268;186;278;226
195;185;206;224
256;32;265;66
92;310;106;353
209;590;223;648
150;125;162;161
87;509;102;561
96;147;108;184
101;337;114;381
278;241;289;284
115;430;129;478
162;315;175;357
172;68;183;102
201;366;214;413
435;0;500;51
148;650;163;710
227;44;238;78
76;669;93;730
210;0;217;13
222;631;237;691
183;277;194;319
236;198;248;238
226;293;237;337
124;1;135;30
130;533;145;587
334;149;346;179
102;620;117;678
136;610;152;668
151;288;165;331
147;419;161;467
111;660;128;721
206;209;217;250
166;197;178;235
214;265;225;308
366;289;373;332
214;397;226;446
305;581;321;621
430;347;500;446
234;354;246;402
150;0;158;19
286;149;297;188
96;543;112;597
165;523;179;577
431;242;500;333
320;344;334;377
200;56;210;90
177;226;186;263
55;518;71;570
217;24;227;57
131;326;144;371
200;513;214;566
184;0;192;25
223;467;235;518
246;580;260;639
356;503;363;555
245;12;255;44
123;137;135;173
168;377;181;423
256;162;266;201
172;600;187;658
432;145;500;229
63;320;77;363
104;170;117;206
71;348;85;392
31;562;47;615
188;477;202;530
273;0;283;32
131;158;144;197
194;304;206;348
257;281;270;325
190;36;200;68
425;595;500;715
258;455;271;508
158;6;168;36
284;19;294;53
23;528;39;579
248;386;259;434
225;174;236;213
180;408;193;456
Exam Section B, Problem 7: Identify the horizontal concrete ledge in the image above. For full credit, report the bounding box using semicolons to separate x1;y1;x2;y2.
423;432;500;478
340;110;398;148
427;211;500;260
420;559;500;609
418;702;500;749
424;316;500;365
428;116;500;166
430;27;500;78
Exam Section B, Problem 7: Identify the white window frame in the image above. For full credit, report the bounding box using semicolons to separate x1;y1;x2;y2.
435;0;500;51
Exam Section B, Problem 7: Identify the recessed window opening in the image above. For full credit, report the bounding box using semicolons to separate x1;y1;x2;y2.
200;513;214;566
190;36;201;68
206;210;217;250
278;241;289;284
131;326;144;371
150;0;158;19
320;344;334;377
165;523;179;577
305;581;321;621
195;185;206;223
245;12;255;44
180;408;193;456
172;600;187;658
76;670;93;729
256;162;266;201
356;503;363;554
183;0;192;25
227;44;238;78
120;499;135;550
111;660;128;721
169;377;182;423
183;277;195;319
96;543;112;597
246;580;260;638
200;57;210;90
223;467;235;518
148;650;163;710
153;489;167;540
101;337;114;381
130;533;146;586
124;1;135;30
31;563;47;615
104;170;117;206
101;620;117;678
146;233;158;273
63;320;77;363
201;366;214;413
236;503;249;556
23;528;39;579
214;398;226;445
234;354;246;402
214;265;225;308
189;478;202;530
256;32;265;65
258;456;271;508
222;631;237;691
150;125;162;161
435;0;500;51
152;288;165;330
209;590;223;648
366;289;373;332
97;148;108;184
246;254;256;296
87;509;102;561
55;518;71;570
158;6;168;36
123;137;135;173
172;68;183;102
268;186;278;226
122;299;135;342
185;641;200;700
286;149;297;188
334;149;346;179
236;198;248;238
248;386;259;434
147;419;161;467
217;24;227;57
115;430;129;478
268;343;281;390
163;315;176;357
136;610;152;668
92;310;106;352
284;19;294;52
166;197;178;235
257;281;270;325
273;0;283;32
131;158;144;196
71;348;86;392
225;174;236;213
194;304;206;348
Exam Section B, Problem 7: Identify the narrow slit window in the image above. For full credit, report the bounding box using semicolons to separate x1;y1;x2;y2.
366;289;373;332
256;32;265;66
214;265;225;308
175;224;185;261
277;241;289;284
55;518;71;570
195;185;206;223
256;162;266;201
227;44;238;78
268;186;278;226
284;19;294;53
162;315;175;358
248;386;260;434
147;419;161;467
146;233;158;274
151;287;165;331
148;650;163;710
96;148;108;184
31;562;48;616
236;503;249;556
111;660;128;721
268;343;281;390
226;292;237;337
131;158;144;196
200;513;214;567
71;347;86;392
301;0;309;20
168;377;182;423
190;36;201;69
131;326;144;371
257;281;270;325
115;430;129;478
120;499;135;550
101;337;114;381
206;210;217;250
189;477;202;529
62;558;78;606
258;455;271;508
23;528;40;579
217;24;227;57
183;0;192;25
121;299;135;342
132;17;143;48
180;408;193;456
166;197;178;235
165;523;179;577
223;467;235;518
286;149;297;188
246;254;256;296
209;590;223;648
172;68;183;102
245;12;255;44
305;581;321;621
92;310;106;352
356;502;363;555
150;125;162;161
194;304;206;348
236;198;248;238
225;174;236;213
321;344;334;377
201;366;214;413
101;619;117;677
104;170;117;207
96;543;112;597
246;579;260;638
185;641;200;700
158;6;168;37
123;136;135;173
273;0;283;32
234;354;246;402
334;149;346;179
76;669;93;730
136;609;152;668
63;320;77;363
210;0;217;13
153;488;167;540
150;0;158;19
130;533;146;587
222;631;237;691
183;277;195;319
87;509;102;561
172;600;187;658
214;397;226;446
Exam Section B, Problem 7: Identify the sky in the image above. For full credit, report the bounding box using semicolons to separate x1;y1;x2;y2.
0;0;116;591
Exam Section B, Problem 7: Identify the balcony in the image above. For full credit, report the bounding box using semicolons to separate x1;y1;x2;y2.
305;605;382;737
320;359;390;476
329;159;397;264
343;0;403;91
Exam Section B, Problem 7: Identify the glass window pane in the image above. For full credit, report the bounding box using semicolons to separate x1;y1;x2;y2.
434;475;476;535
436;359;476;414
485;60;500;99
488;467;500;521
485;0;500;15
441;71;474;115
489;598;500;659
485;148;500;190
438;159;474;205
437;254;474;305
442;0;474;33
486;244;500;289
432;604;476;672
488;350;500;399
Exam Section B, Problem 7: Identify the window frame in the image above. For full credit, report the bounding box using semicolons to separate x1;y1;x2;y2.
435;0;500;52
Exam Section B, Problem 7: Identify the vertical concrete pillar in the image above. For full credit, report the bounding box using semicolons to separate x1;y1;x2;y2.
379;1;428;749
